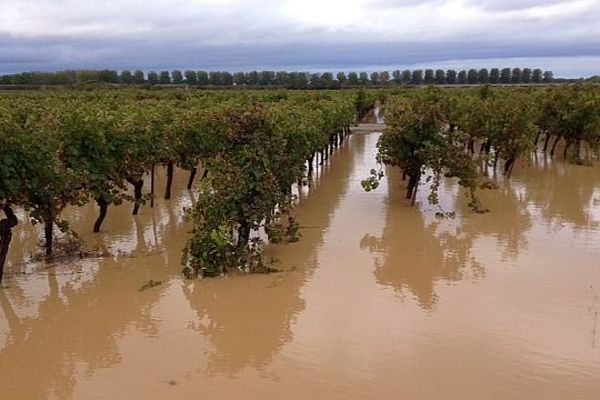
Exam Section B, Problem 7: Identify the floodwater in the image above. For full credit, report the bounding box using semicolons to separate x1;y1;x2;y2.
1;131;600;399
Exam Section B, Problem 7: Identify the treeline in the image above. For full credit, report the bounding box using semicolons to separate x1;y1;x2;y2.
0;67;555;88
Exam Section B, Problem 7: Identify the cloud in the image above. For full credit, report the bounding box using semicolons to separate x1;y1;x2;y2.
464;0;581;11
0;0;599;75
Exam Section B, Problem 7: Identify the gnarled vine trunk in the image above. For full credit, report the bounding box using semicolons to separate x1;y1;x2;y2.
543;133;552;152
238;222;251;249
0;205;18;283
550;136;561;156
187;167;197;190
563;141;572;159
44;220;53;256
406;172;421;201
504;155;517;179
165;161;174;200
128;178;144;215
534;130;541;147
93;196;109;233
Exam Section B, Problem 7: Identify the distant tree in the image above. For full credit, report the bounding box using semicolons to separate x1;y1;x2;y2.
392;70;401;83
171;70;184;84
424;69;435;84
411;70;423;84
401;70;412;84
185;70;198;85
500;68;511;84
532;68;543;83
147;71;159;85
37;72;52;84
233;72;246;86
543;70;554;83
159;70;171;84
359;72;369;85
31;72;45;85
11;72;26;84
53;70;77;85
120;70;133;84
467;69;478;84
370;71;380;85
511;68;522;84
209;71;222;85
457;70;467;84
321;72;335;88
197;71;209;85
246;71;259;85
522;68;532;83
347;72;359;85
259;71;275;86
275;71;289;86
98;70;119;83
299;72;310;88
435;69;446;84
76;70;100;83
446;69;457;84
478;68;489;84
133;70;145;84
489;68;500;84
24;72;40;84
288;72;309;88
8;73;26;84
309;73;322;89
222;71;234;86
336;72;348;85
380;71;390;85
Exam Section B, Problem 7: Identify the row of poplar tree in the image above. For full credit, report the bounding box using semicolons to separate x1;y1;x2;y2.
0;67;554;88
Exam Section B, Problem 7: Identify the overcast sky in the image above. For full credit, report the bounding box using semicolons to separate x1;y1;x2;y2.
1;0;599;77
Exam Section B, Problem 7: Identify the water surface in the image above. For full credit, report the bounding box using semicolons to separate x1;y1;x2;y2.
1;131;599;399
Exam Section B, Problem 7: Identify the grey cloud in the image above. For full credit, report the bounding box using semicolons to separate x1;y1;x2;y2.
0;0;599;76
464;0;581;11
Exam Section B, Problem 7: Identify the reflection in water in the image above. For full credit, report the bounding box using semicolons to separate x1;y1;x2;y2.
0;262;166;399
1;132;599;399
360;139;536;309
522;154;600;232
0;168;187;400
184;277;301;376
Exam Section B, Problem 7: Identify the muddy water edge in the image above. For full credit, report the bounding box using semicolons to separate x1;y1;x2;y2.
1;131;600;400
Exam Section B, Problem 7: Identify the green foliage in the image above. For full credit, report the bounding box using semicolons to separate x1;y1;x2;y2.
539;84;600;161
182;95;356;277
361;169;384;192
1;85;596;275
375;88;483;208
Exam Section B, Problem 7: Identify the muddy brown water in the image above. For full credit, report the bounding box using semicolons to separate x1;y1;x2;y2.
1;131;600;399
